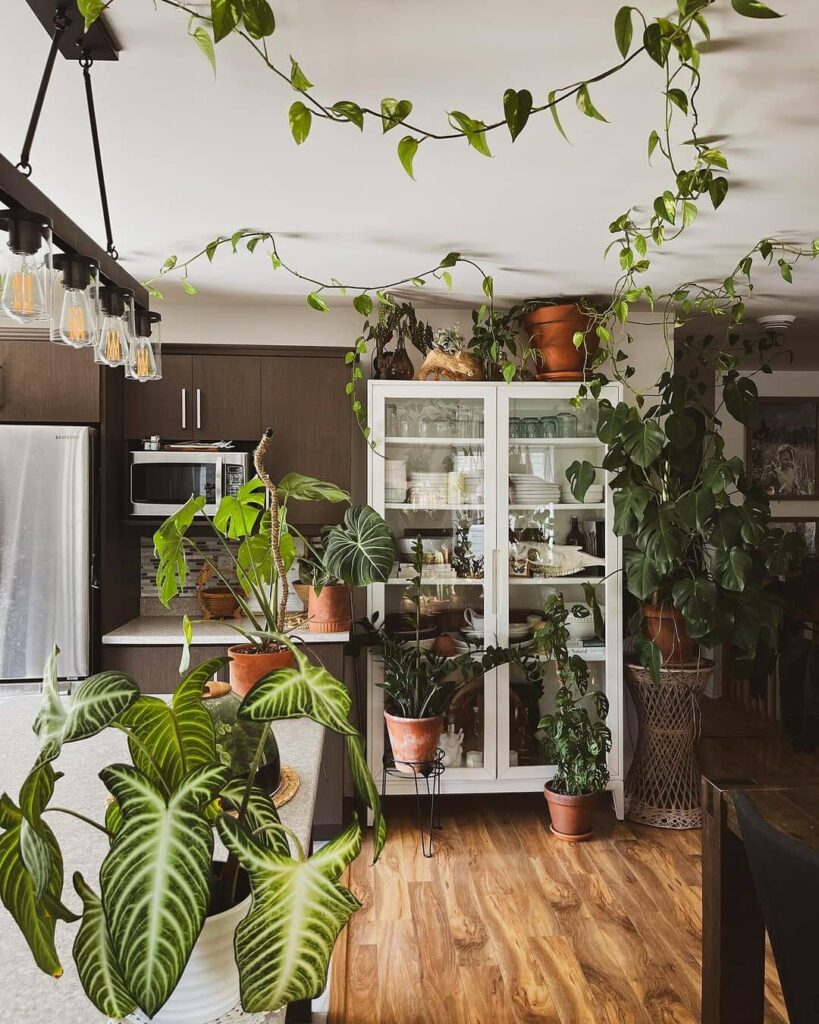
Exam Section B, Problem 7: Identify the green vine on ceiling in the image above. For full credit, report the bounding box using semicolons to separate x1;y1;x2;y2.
79;0;818;438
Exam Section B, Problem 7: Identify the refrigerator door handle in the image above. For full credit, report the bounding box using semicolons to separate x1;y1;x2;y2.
181;388;187;430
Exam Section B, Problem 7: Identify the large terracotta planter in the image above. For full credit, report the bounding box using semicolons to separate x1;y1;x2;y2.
147;886;251;1023
625;660;713;829
227;644;294;698
543;784;598;841
384;711;443;774
522;303;598;381
308;584;352;634
642;602;697;665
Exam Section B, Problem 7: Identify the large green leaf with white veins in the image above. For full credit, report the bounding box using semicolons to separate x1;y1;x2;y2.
322;505;396;586
0;765;65;976
100;762;230;1018
218;812;362;1011
153;494;206;605
72;873;136;1019
33;648;140;769
118;657;228;790
239;648;385;858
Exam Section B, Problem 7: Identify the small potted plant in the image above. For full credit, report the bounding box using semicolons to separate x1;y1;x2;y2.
155;429;395;695
467;306;521;382
513;297;599;381
0;644;384;1022
534;593;612;841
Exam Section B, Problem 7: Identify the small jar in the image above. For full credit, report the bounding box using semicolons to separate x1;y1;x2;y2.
509;416;522;438
523;417;541;438
556;412;577;437
540;416;558;438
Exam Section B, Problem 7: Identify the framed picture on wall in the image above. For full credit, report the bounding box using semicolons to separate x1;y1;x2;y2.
746;397;819;499
772;518;818;558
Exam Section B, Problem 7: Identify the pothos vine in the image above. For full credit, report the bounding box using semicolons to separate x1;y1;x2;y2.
80;0;818;439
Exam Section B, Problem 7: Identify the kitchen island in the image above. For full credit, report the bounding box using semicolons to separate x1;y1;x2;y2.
0;694;324;1023
102;616;349;646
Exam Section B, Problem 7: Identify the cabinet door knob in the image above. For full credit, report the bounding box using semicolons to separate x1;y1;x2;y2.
181;388;187;430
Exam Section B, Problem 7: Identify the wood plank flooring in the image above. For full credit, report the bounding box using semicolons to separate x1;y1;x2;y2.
329;793;788;1024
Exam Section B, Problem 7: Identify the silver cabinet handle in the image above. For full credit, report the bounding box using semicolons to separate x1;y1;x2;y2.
181;388;187;430
196;388;202;430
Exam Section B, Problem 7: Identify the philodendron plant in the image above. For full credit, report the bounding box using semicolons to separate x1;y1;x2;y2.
0;644;384;1019
566;369;806;680
154;466;395;664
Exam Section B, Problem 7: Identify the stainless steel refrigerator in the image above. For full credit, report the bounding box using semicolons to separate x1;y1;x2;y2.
0;425;95;682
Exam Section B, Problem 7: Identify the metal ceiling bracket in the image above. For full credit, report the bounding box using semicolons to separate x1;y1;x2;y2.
23;0;120;62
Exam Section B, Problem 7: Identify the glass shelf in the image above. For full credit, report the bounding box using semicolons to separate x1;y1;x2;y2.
385;578;484;586
509;437;604;446
508;576;604;586
508;503;605;511
385;436;485;446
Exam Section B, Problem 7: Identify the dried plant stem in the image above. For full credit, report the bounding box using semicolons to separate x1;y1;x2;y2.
254;429;289;632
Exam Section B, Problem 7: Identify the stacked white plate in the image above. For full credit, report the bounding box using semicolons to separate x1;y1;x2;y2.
468;524;485;556
560;484;604;504
510;474;561;505
408;471;449;504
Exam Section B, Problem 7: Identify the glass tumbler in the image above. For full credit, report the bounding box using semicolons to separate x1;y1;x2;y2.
523;417;541;438
557;412;577;437
540;416;558;438
509;417;522;438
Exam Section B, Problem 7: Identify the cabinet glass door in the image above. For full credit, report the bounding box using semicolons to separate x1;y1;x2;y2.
496;384;621;781
368;383;498;788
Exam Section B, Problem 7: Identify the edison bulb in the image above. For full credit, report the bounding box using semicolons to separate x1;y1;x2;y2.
58;289;95;348
96;316;129;367
131;337;157;381
1;253;47;322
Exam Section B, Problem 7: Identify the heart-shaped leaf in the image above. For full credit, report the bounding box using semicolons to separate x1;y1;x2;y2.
243;0;276;38
100;762;230;1018
33;650;140;769
380;97;413;133
217;813;362;1011
731;0;782;17
211;0;242;42
289;101;312;145
397;136;419;179
503;88;533;141
322;505;396;587
566;460;597;502
614;6;634;57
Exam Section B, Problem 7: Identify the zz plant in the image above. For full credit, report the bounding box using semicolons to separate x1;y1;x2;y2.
535;594;612;796
0;644;384;1018
567;368;806;680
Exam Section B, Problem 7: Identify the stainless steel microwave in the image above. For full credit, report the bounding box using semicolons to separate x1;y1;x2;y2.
129;451;253;517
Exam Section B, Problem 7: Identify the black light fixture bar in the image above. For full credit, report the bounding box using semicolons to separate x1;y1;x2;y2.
0;153;148;307
24;0;119;62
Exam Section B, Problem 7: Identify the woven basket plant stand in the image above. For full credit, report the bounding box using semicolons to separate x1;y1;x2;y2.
625;661;713;829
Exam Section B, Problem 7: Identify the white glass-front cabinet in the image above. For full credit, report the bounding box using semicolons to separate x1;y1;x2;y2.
367;381;624;817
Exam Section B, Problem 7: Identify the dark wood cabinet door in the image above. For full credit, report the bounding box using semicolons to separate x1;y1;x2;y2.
260;354;351;525
101;644;229;692
124;353;193;440
193;355;261;441
0;339;100;422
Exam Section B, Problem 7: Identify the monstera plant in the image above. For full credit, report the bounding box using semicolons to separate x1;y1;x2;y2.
567;368;806;679
0;644;384;1019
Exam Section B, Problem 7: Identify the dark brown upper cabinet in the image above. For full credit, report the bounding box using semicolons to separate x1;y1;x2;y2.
123;353;193;440
124;353;261;441
0;338;100;423
260;353;351;525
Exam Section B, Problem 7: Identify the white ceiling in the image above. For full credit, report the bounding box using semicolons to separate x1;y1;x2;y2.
2;0;819;352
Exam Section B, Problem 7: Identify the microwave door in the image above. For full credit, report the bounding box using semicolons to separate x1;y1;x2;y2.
131;457;218;515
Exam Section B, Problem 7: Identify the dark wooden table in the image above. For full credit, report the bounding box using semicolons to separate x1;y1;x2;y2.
701;774;819;1023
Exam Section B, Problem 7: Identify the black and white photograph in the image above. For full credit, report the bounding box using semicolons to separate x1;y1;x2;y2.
747;398;819;499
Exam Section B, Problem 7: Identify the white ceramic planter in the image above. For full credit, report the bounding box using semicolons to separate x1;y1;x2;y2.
139;894;251;1024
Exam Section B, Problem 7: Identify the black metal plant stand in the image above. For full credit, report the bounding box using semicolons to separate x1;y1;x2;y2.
381;748;445;857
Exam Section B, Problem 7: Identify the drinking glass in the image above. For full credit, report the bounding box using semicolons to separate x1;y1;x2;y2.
386;404;398;436
524;417;541;438
509;417;523;438
540;416;558;438
557;412;577;437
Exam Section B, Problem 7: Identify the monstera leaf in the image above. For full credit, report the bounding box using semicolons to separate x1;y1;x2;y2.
218;813;362;1011
99;762;230;1018
322;505;396;587
118;657;227;790
33;649;140;769
214;477;267;539
0;765;66;976
72;873;136;1019
153;495;206;606
277;473;350;505
239;647;385;858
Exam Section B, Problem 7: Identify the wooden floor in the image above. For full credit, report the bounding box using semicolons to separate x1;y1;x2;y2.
329;707;819;1024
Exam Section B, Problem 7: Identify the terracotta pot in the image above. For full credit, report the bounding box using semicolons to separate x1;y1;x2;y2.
543;784;598;841
642;602;698;665
522;303;598;381
227;645;294;698
308;584;352;634
384;712;443;774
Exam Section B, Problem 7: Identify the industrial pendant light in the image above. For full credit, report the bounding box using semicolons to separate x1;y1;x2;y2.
0;208;53;323
95;285;134;367
51;253;99;348
126;309;162;382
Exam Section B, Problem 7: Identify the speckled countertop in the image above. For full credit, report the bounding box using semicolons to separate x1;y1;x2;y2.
0;695;324;1022
102;616;349;646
